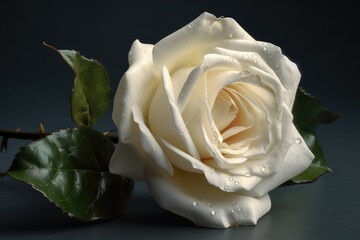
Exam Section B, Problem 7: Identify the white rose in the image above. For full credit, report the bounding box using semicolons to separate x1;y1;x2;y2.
110;12;314;228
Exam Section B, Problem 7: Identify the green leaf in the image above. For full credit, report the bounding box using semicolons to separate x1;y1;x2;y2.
293;88;339;132
292;88;340;183
46;43;111;127
7;128;134;221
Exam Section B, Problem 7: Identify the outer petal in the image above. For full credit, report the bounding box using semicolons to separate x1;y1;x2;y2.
144;165;271;228
110;40;157;180
112;40;156;142
247;125;314;197
152;12;254;74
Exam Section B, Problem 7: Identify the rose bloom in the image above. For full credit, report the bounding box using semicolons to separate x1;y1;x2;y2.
110;12;314;228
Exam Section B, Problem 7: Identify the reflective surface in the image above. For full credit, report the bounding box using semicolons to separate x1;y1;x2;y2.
1;0;359;239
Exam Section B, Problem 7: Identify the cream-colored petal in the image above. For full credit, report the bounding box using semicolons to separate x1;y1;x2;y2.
208;40;299;109
109;140;145;180
113;40;156;142
144;165;270;228
132;105;174;176
153;12;254;74
247;125;314;197
161;139;262;193
148;66;200;159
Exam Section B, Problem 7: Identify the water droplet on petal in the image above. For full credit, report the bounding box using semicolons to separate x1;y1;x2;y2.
229;57;235;62
229;33;233;38
211;168;215;172
188;24;192;29
229;177;234;181
244;172;250;177
234;181;239;186
211;210;217;216
179;131;184;136
204;20;207;24
192;201;198;207
237;208;242;213
224;185;229;190
295;138;302;144
263;46;268;51
150;148;156;154
254;59;259;64
231;209;236;214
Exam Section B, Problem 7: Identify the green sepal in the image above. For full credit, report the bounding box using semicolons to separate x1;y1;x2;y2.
7;128;134;221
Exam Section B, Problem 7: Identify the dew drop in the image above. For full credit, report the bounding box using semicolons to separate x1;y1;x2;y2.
244;172;250;177
254;59;259;64
252;41;257;45
211;210;217;216
229;57;235;62
229;176;234;181
262;166;268;174
150;148;156;154
204;20;207;24
179;131;184;136
275;64;279;69
295;138;302;144
240;200;244;204
192;201;198;207
234;181;239;186
231;209;236;214
243;212;248;217
211;127;219;140
263;46;268;51
224;185;229;190
288;161;292;165
188;24;192;29
211;168;215;172
229;33;233;38
237;208;242;213
121;113;126;118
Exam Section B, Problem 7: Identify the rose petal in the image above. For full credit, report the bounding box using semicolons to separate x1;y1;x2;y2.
152;12;253;74
109;137;145;180
208;40;300;109
161;139;262;192
148;66;200;159
144;165;270;228
132;105;174;176
113;40;156;142
247;125;314;197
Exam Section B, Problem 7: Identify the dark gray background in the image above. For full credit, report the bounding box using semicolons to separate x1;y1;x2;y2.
0;0;359;239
